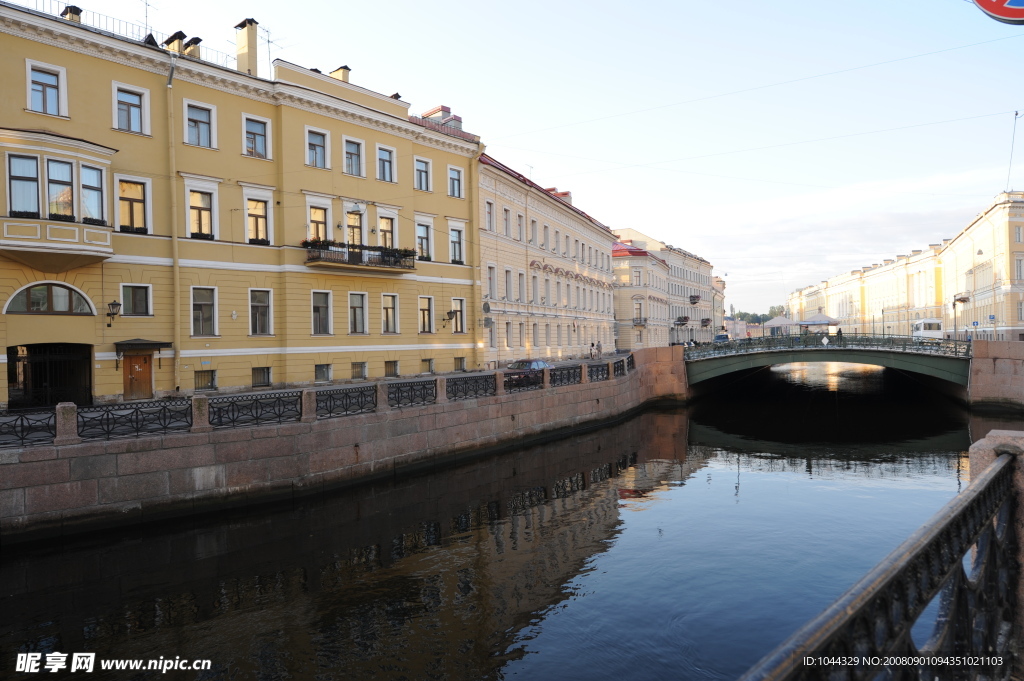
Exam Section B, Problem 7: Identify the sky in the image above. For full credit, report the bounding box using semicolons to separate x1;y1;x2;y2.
32;0;1024;312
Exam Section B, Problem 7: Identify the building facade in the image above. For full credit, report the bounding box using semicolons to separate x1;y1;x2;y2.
611;242;670;350
787;192;1024;341
477;156;616;366
0;3;482;406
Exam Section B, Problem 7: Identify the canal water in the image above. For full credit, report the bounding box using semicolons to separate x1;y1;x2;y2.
3;362;1023;680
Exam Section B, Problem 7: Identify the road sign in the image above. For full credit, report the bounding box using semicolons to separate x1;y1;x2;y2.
973;321;979;326
972;0;1024;24
989;315;996;321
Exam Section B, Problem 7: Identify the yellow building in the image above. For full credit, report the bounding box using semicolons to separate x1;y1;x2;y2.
612;241;670;350
787;192;1024;341
0;3;482;406
477;156;616;366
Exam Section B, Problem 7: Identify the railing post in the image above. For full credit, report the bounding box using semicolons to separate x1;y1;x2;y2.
494;371;506;395
190;395;213;433
580;364;590;383
607;360;615;378
436;376;448;403
542;367;551;389
300;388;318;423
53;401;82;446
376;382;392;412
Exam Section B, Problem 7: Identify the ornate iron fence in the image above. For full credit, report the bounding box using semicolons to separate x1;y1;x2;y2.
209;391;302;427
446;374;496;401
0;409;56;447
315;385;376;418
550;365;582;386
77;399;192;440
588;363;609;382
387;379;436;407
626;354;635;371
739;452;1017;681
504;369;543;393
685;334;973;362
613;359;626;377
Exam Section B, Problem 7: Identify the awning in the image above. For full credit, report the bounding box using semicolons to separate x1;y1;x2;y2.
799;313;839;325
114;339;173;352
763;315;799;328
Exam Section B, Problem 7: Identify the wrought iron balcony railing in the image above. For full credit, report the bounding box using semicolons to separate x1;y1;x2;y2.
632;317;648;326
305;244;416;271
684;334;972;361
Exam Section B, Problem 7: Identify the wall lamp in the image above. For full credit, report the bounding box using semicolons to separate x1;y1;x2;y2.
106;300;122;327
440;310;457;328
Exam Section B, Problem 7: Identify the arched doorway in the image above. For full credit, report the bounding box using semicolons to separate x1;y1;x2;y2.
7;343;92;408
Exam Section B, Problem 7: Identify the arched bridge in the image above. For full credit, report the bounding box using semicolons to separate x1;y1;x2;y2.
683;335;972;385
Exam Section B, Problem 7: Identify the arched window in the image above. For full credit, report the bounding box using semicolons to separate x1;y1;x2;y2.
7;284;93;315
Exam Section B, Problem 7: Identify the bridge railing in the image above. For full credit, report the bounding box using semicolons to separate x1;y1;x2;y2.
684;334;972;361
739;450;1017;681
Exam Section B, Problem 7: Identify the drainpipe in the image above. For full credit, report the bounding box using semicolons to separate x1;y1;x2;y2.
469;142;485;369
167;53;182;393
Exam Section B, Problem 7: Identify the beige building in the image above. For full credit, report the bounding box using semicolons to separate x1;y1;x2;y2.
477;156;616;366
0;3;482;406
787;192;1024;341
612;242;670;350
712;277;726;335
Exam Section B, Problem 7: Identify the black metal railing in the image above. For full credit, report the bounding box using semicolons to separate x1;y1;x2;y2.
446;374;496;401
626;354;635;371
739;452;1017;681
209;391;302;427
613;359;626;377
387;379;437;407
504;369;543;393
305;244;416;270
315;385;376;418
632;317;647;326
0;409;56;448
77;399;192;440
588;364;609;382
550;365;582;386
685;334;973;361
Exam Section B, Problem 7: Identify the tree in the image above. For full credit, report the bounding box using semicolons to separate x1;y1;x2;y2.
768;305;786;318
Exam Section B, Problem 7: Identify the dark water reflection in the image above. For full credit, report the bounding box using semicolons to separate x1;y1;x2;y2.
3;363;1023;680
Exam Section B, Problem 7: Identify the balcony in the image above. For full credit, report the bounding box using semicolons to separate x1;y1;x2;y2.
632;317;648;326
303;241;415;273
1;215;114;272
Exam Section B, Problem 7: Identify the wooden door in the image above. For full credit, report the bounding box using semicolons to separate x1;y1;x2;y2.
123;354;153;401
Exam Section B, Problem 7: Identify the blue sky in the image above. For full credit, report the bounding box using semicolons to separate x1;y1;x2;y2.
63;0;1024;311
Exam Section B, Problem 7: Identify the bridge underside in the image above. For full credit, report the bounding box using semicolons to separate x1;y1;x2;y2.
685;349;970;386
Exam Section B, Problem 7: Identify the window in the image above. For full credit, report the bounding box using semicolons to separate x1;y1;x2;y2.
185;103;214;148
1017;258;1024;281
8;156;39;217
543;225;549;248
28;65;62;115
379;216;394;248
533;323;539;346
450;227;464;263
244;117;268;158
382;294;398;333
252;367;272;388
452;298;465;333
635;330;643;344
518;273;526;302
316;364;333;382
503;208;511;237
247;199;269;244
192;288;215;335
349;293;366;334
487;266;497;299
517;214;524;241
312;291;331;334
250;289;271;335
385;360;399;377
346;211;362;245
377;146;395;182
309;206;327;240
116;89;143;133
189;191;213;237
308;131;326;168
415;158;431;191
47;160;73;219
1019;301;1024;321
194;370;216;391
6;283;91;315
421;359;434;374
530;219;537;244
505;322;512;348
419;297;433;333
1016;225;1023;243
634;302;643;319
485;201;494;231
633;269;641;286
505;270;513;300
532;276;539;303
416;223;431;259
519;323;525;347
554;230;560;253
121;285;151;316
545;324;551;346
81;167;104;225
344;139;363;176
448;167;462;197
454;357;466;372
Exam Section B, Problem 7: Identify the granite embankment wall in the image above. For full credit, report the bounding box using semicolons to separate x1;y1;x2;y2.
0;347;688;543
969;340;1024;414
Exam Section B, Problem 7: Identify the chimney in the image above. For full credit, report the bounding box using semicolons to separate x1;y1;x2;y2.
329;65;351;83
60;5;82;22
545;187;572;204
183;37;202;58
234;18;259;76
162;30;187;54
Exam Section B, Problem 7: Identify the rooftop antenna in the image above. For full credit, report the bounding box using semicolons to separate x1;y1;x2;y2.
259;25;286;78
526;164;534;180
139;0;155;36
1006;111;1024;192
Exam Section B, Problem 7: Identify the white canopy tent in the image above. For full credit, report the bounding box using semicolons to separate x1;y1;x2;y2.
763;315;799;336
799;312;839;326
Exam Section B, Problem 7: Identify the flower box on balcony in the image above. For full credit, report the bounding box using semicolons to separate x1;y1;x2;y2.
49;213;76;222
83;217;108;227
451;259;464;265
190;232;215;240
248;238;270;246
417;255;432;262
10;210;40;219
119;226;146;234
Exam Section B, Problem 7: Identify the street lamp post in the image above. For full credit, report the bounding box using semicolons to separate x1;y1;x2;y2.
952;294;970;341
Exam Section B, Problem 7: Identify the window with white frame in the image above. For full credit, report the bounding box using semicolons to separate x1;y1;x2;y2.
184;100;216;148
505;322;512;348
416;223;431;259
450;227;464;263
349;293;367;334
503;208;511;237
382;294;398;333
183;175;220;239
487;266;497;299
46;160;73;220
485;201;494;231
27;61;67;116
120;284;151;316
518;272;526;302
1016;225;1023;243
8;156;39;217
517;214;524;241
243;115;271;159
252;367;272;388
349;363;365;380
309;205;328;240
250;289;272;335
414;157;431;191
418;297;433;333
451;298;465;333
554;230;560;253
247;199;269;244
377;146;395;182
81;166;104;225
346;211;363;245
532;275;539;303
307;129;327;169
379;215;395;248
113;83;150;135
543;225;549;248
505;270;513;300
1017;258;1024;280
530;219;537;244
312;291;331;334
344;138;364;176
448;166;463;198
1019;301;1024;321
316;364;333;382
191;287;216;336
